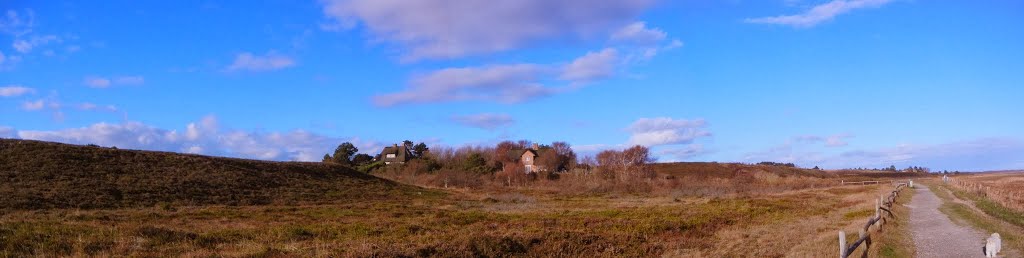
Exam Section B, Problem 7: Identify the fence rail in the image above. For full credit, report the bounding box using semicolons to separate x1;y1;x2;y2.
838;180;913;258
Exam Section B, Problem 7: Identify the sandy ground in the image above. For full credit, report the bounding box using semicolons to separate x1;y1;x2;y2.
909;185;989;258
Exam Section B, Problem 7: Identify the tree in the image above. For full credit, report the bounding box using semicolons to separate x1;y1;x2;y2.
402;140;414;149
494;141;518;165
352;153;373;165
537;150;560;173
551;141;577;171
322;154;332;163
462;152;489;174
332;142;358;165
812;166;820;170
413;142;429;158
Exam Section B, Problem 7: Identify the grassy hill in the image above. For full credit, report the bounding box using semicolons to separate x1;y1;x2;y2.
652;162;833;179
0;139;429;210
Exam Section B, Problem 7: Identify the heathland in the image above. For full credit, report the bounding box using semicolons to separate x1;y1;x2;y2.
0;139;945;257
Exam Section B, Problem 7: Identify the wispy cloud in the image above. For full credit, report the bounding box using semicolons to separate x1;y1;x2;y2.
626;117;711;147
77;102;118;112
225;51;296;72
451;113;515;130
560;48;619;83
373;64;556;106
745;0;893;27
84;75;144;88
374;42;672;107
610;21;666;45
0;9;36;37
320;0;653;61
21;99;45;110
12;34;59;53
0;85;34;97
793;133;854;147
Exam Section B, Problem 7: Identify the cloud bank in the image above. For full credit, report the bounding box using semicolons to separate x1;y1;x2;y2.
2;116;384;162
321;0;653;60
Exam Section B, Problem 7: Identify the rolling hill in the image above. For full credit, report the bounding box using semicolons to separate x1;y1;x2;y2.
0;139;429;210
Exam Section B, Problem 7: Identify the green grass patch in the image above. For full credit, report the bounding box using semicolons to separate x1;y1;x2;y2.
843;209;874;220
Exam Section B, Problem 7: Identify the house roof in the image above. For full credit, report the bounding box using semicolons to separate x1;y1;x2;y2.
379;144;411;161
508;148;550;161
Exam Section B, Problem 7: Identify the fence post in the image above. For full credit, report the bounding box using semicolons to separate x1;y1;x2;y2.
839;231;847;258
875;198;880;219
909;180;913;188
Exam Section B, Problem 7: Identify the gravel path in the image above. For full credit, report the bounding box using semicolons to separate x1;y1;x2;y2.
909;185;988;258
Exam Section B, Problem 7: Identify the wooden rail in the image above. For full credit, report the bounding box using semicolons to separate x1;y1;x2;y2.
839;180;913;258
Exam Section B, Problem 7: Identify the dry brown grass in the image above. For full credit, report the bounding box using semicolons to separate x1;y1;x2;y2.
0;139;919;256
929;178;1024;257
0;184;910;257
946;172;1024;213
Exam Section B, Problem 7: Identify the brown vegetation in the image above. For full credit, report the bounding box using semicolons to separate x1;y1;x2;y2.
0;139;429;210
0;139;921;256
946;172;1024;213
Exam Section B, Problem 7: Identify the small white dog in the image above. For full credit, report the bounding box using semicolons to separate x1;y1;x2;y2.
985;233;1001;257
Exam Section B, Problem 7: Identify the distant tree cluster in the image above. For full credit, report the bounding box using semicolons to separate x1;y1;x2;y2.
840;165;933;173
595;145;655;180
903;166;930;173
757;162;796;168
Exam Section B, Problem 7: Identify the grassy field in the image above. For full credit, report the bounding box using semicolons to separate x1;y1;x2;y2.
1;185;912;257
946;172;1024;214
0;139;921;257
928;175;1024;257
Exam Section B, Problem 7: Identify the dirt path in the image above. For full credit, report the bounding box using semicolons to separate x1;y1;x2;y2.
909;185;987;258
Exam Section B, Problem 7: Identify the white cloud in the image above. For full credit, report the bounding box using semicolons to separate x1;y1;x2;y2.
451;113;515;130
0;85;34;97
610;21;666;45
793;133;853;147
84;75;144;88
77;102;118;112
321;0;653;60
7;116;384;162
226;52;296;72
560;48;618;82
0;9;35;37
373;64;555;106
83;76;111;88
745;0;893;27
374;47;639;106
626;117;711;146
21;99;44;110
11;34;59;53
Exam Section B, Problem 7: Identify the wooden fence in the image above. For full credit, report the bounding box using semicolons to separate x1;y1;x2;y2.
838;180;913;258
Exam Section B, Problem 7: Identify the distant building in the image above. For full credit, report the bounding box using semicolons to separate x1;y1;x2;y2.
377;144;412;165
510;143;550;173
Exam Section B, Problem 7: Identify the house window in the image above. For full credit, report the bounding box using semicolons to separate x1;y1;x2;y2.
386;154;396;158
524;157;531;161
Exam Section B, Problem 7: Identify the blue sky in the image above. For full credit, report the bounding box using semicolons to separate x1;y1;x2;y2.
2;0;1023;171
